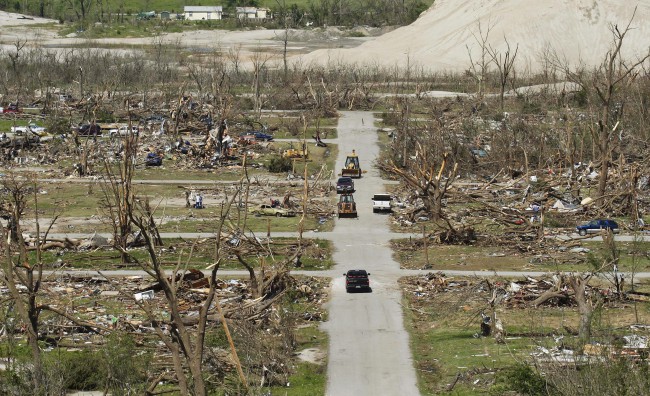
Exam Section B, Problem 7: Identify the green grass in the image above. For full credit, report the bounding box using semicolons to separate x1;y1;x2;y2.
269;359;326;395
26;182;189;218
0;119;46;131
23;177;335;235
31;237;334;270
401;276;650;395
160;213;333;234
131;164;257;180
269;141;338;176
267;290;329;395
392;238;650;273
271;126;338;140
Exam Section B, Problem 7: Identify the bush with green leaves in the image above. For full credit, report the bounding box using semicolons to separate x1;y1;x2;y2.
0;333;150;394
100;332;150;395
545;359;650;396
490;363;548;396
267;155;292;173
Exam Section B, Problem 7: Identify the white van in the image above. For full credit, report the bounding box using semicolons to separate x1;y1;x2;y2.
372;193;392;213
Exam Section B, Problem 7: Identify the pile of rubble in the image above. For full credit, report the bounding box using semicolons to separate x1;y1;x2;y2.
8;269;328;381
402;272;629;309
533;330;650;366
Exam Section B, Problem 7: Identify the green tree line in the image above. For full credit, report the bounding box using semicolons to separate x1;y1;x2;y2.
0;0;431;27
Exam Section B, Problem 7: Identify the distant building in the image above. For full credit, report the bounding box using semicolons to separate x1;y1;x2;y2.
183;6;223;21
235;7;270;20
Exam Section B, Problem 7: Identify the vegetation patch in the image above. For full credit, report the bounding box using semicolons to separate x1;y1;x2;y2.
401;273;650;394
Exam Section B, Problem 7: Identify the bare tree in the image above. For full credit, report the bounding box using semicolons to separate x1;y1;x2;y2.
100;145;251;394
0;174;100;392
466;20;495;97
227;44;243;77
488;37;519;111
0;174;44;392
531;232;618;341
556;10;650;204
380;149;458;223
588;20;649;202
251;50;271;119
6;39;27;104
275;0;291;79
100;103;140;264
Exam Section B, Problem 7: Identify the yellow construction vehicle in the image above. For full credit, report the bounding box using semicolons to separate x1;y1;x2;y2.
282;143;309;159
341;150;361;178
337;193;358;218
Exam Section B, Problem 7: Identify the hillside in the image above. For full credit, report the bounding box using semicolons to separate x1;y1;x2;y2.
297;0;650;74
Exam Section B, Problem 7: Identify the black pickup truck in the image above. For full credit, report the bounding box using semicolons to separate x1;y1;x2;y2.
344;269;371;292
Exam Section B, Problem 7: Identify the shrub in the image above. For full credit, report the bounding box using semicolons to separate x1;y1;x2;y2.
491;363;547;396
267;155;292;173
45;116;73;137
545;360;650;396
58;350;105;391
101;333;150;395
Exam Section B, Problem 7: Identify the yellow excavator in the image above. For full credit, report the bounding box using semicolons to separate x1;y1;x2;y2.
337;193;358;218
341;150;361;178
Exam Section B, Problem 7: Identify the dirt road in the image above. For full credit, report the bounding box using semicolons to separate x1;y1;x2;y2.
324;111;419;396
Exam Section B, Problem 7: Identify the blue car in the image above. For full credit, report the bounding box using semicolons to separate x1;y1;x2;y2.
252;131;274;141
239;131;274;142
145;153;162;167
576;219;619;236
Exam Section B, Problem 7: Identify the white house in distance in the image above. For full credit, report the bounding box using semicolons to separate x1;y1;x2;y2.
235;7;270;20
183;6;223;21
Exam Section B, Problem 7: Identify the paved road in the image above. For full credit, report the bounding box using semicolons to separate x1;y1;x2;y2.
47;231;650;243
323;111;419;396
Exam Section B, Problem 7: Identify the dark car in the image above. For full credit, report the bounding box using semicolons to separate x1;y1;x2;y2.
239;131;274;142
144;114;166;123
77;124;102;136
2;103;21;114
576;219;619;236
336;177;355;194
344;269;371;292
252;131;274;141
145;152;162;166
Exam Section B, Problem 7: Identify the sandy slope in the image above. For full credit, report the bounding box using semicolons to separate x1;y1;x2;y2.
297;0;650;74
2;2;649;74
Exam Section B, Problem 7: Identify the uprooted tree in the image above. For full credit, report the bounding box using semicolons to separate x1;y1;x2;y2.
531;230;620;341
380;138;458;225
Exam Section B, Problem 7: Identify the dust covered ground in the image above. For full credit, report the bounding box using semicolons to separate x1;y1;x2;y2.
0;10;389;65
